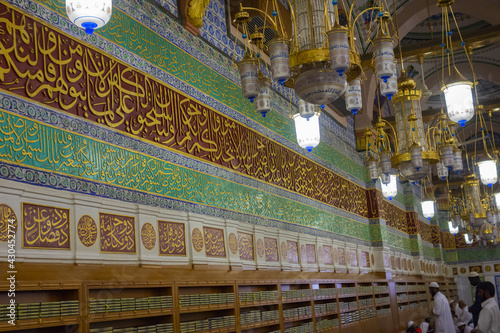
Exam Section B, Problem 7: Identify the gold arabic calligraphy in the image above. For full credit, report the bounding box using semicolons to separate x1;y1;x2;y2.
158;221;186;255
0;3;369;219
99;213;136;253
238;232;254;261
203;227;226;258
22;203;70;249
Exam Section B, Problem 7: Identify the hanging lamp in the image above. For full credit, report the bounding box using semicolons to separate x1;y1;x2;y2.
66;0;112;35
381;174;398;200
477;159;498;187
293;101;321;152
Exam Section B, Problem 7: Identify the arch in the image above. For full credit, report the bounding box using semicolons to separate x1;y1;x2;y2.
395;0;500;40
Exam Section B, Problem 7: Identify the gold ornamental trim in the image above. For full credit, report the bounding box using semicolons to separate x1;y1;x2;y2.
392;89;422;102
290;48;330;68
187;0;211;28
391;151;440;167
268;37;289;47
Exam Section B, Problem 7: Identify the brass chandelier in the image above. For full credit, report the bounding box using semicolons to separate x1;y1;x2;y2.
233;0;399;153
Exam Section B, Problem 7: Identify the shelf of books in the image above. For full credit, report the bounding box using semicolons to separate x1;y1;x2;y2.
444;282;458;301
178;283;236;333
87;281;174;333
238;281;280;333
0;281;81;332
312;281;338;333
3;274;457;333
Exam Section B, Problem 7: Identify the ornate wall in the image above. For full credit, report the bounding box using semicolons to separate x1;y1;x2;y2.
0;0;489;277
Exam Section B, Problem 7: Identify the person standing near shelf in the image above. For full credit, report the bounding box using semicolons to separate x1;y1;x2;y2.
469;272;483;327
429;282;455;333
471;282;500;333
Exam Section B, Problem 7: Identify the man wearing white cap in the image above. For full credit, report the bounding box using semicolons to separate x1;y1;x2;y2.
429;282;455;333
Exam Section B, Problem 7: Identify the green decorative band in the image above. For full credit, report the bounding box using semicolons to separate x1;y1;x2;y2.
0;109;372;241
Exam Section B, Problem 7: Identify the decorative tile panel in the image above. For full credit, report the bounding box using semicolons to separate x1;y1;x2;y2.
153;0;178;16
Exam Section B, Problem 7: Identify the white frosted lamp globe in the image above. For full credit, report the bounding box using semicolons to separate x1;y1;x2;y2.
442;80;474;127
478;159;498;187
421;200;435;220
66;0;112;34
293;112;321;152
381;174;397;200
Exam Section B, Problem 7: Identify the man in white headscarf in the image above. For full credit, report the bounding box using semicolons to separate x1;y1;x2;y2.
429;282;455;333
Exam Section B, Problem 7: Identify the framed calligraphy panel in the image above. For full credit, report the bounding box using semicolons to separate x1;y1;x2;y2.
264;237;279;262
338;248;346;266
287;241;299;263
1;204;17;242
469;266;482;274
22;203;70;250
349;250;358;267
323;245;333;265
306;244;316;264
203;227;226;258
360;251;370;268
158;221;186;256
99;213;136;254
238;232;254;261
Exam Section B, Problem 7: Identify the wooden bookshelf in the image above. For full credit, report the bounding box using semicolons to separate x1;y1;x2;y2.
1;263;456;333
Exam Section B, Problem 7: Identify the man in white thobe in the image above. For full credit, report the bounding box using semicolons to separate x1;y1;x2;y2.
472;282;500;333
458;301;473;326
429;282;455;333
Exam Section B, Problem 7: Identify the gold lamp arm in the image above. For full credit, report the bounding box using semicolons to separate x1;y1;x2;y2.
284;0;300;52
240;5;279;32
